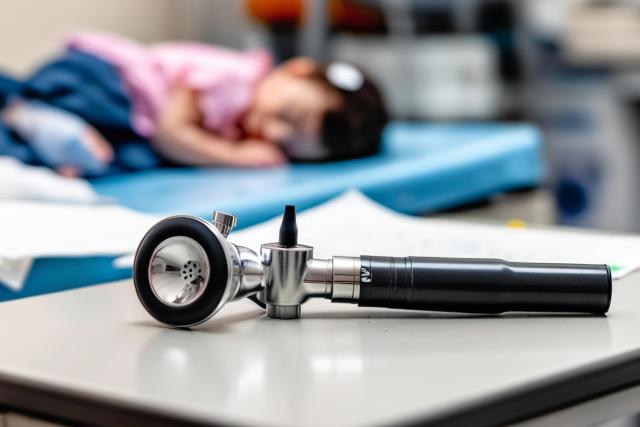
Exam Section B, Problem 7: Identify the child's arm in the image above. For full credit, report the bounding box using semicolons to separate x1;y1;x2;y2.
154;86;285;167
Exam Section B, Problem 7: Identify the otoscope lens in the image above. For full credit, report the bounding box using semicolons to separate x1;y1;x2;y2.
148;236;210;306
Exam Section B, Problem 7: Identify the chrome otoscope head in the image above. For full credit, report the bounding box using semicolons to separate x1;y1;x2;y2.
133;212;263;328
133;206;356;327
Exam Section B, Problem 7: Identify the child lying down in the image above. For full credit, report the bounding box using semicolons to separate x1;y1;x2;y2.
0;33;388;177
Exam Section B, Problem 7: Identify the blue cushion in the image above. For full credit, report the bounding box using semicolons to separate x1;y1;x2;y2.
92;123;543;228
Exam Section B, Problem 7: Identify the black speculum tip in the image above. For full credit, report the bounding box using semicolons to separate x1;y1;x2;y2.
279;205;298;247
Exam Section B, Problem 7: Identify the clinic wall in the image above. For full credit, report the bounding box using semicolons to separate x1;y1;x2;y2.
0;0;211;75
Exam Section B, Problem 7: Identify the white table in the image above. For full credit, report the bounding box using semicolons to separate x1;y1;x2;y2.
0;273;639;427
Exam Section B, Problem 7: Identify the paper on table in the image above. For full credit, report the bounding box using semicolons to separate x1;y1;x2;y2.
0;201;159;291
0;156;104;204
230;191;640;280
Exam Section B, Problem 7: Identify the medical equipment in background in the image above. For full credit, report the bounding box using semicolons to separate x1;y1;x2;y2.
527;73;640;232
133;206;611;327
521;1;640;232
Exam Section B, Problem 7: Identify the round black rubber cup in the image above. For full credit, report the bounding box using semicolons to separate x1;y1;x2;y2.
133;216;229;327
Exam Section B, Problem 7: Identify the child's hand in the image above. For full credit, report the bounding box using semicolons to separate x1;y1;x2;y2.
155;87;287;168
228;139;286;167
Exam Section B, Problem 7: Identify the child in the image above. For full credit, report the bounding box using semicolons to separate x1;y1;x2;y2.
0;33;388;176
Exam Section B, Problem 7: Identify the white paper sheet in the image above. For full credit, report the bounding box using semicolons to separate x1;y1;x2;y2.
230;191;640;279
0;156;103;204
12;190;640;293
0;201;159;291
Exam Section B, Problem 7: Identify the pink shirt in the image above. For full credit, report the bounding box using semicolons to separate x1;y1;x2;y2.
66;33;272;139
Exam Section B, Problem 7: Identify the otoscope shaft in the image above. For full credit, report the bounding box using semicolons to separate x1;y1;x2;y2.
357;256;612;314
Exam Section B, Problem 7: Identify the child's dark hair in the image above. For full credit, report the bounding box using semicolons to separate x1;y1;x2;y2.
315;63;388;161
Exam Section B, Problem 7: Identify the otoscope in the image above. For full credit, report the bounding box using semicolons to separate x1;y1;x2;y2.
133;206;612;327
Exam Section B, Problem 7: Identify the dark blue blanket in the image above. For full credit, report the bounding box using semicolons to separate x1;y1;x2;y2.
0;50;159;173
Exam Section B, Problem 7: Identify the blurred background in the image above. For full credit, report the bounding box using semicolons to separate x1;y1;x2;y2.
2;0;640;232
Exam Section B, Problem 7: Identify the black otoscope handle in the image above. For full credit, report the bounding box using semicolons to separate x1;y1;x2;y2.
358;256;612;314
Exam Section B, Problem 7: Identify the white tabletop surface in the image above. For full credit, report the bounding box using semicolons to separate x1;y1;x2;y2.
0;274;640;427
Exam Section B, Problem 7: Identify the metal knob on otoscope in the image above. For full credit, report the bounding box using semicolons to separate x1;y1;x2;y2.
133;205;612;327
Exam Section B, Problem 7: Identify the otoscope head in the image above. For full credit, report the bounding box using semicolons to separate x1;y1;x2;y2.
133;212;263;328
133;205;318;326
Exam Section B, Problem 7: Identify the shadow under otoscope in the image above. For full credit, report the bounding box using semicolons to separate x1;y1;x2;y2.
130;307;265;333
299;310;600;320
130;300;602;331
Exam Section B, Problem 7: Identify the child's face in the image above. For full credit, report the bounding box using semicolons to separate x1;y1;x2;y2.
243;58;341;159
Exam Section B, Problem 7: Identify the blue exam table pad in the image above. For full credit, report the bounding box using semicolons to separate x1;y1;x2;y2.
0;122;543;301
92;122;544;227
